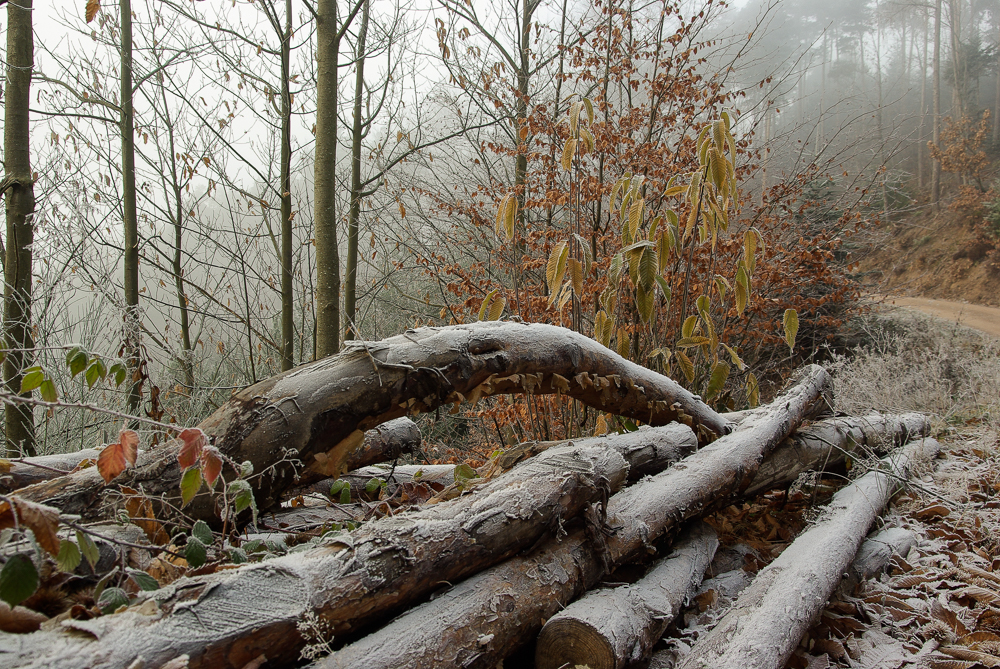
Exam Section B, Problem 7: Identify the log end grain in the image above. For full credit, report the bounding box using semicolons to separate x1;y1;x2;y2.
535;616;617;669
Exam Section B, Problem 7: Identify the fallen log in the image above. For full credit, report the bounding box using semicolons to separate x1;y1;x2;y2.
836;526;918;598
744;412;930;497
318;364;832;669
1;449;103;493
534;522;718;669
0;437;662;669
14;322;729;526
676;437;940;669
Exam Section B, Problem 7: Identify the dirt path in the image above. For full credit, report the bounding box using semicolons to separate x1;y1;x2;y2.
879;295;1000;337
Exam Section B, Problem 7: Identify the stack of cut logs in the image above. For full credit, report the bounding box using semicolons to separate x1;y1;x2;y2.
0;322;938;669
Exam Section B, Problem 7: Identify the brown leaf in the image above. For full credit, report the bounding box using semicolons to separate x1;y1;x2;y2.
118;429;139;466
0;601;47;633
119;486;169;545
0;496;62;557
97;442;128;483
177;428;206;470
85;0;100;23
200;446;223;487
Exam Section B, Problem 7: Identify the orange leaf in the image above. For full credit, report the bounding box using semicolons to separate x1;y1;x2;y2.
200;446;223;487
0;496;62;557
85;0;100;23
119;487;169;545
177;428;206;470
97;442;128;483
119;429;139;466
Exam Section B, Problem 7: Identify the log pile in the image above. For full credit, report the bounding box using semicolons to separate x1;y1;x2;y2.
0;323;943;669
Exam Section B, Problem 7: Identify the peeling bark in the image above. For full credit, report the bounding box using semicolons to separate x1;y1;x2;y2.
677;437;940;669
318;365;832;669
534;522;718;669
14;322;728;526
0;441;640;669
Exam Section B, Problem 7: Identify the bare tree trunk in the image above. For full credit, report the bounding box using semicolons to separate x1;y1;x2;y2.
677;437;940;669
994;21;1000;145
320;366;831;669
280;0;295;370
13;322;731;525
343;0;369;342
535;522;718;669
314;0;343;358
2;0;36;456
918;9;928;189
932;0;943;208
121;0;142;418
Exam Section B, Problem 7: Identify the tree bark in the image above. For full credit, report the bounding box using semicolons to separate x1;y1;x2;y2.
836;526;917;598
314;0;343;358
13;322;729;525
0;441;635;669
342;0;369;342
534;522;718;669
120;0;142;418
3;0;36;457
318;365;831;669
676;437;940;669
742;412;930;497
279;0;295;371
932;0;942;208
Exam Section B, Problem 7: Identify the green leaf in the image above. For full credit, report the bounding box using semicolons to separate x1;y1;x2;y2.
721;343;745;371
228;548;248;564
676;336;711;348
57;539;82;573
783;309;799;353
696;295;710;319
329;480;351;504
39;379;58;403
180;466;202;507
239;460;254;478
127;569;160;591
638;247;656;292
454;463;476;483
85;358;107;389
66;347;88;378
365;477;386;494
98;587;130;614
654;275;672;310
0;555;39;608
635;284;655;325
185;537;207;568
109;362;127;387
20;366;45;393
230;479;257;525
681;315;698;339
76;530;100;571
704;362;731;404
191;520;213;547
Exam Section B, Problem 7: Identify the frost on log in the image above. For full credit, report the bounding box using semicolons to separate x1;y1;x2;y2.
12;322;729;525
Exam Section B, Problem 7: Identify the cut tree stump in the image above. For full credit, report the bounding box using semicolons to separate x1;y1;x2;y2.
13;322;729;526
0;438;661;669
534;521;718;669
676;437;941;669
318;365;832;669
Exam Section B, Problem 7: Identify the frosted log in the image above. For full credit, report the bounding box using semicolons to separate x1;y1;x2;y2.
14;322;728;526
676;437;940;669
319;365;832;669
534;522;718;669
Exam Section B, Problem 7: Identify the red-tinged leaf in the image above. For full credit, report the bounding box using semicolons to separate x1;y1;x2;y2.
177;428;206;470
0;497;62;557
97;442;128;484
200;446;223;487
119;429;139;466
85;0;100;23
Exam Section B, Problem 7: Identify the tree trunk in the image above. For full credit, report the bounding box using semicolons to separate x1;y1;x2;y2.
918;9;928;189
3;0;36;457
343;0;369;342
121;0;142;418
676;437;941;669
314;0;342;358
836;526;917;598
742;411;929;497
535;522;718;669
932;0;942;208
13;322;730;526
319;366;831;669
0;441;635;669
279;0;295;371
